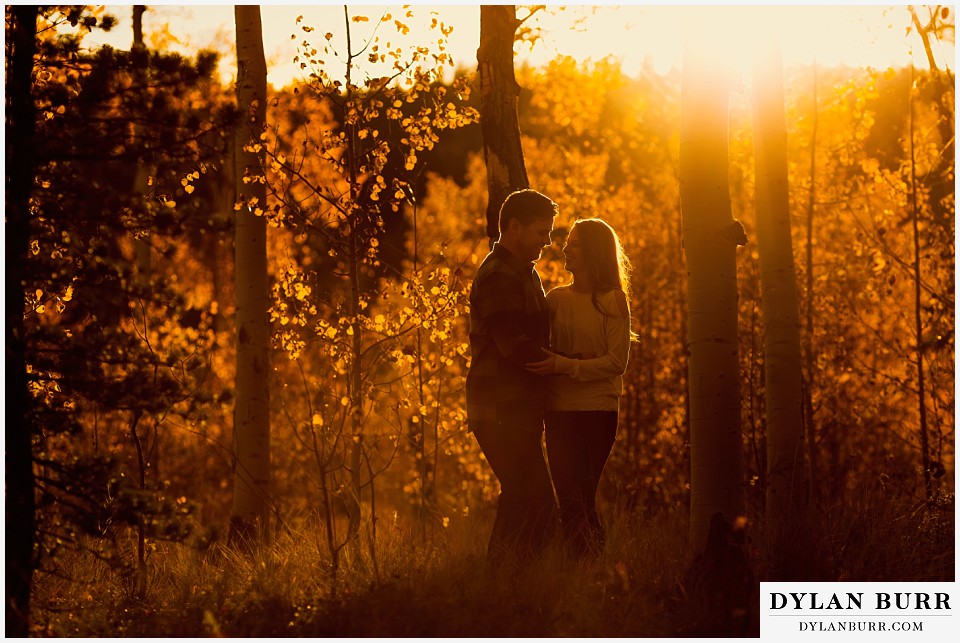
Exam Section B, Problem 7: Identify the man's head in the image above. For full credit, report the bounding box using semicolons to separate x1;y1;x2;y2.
497;189;558;263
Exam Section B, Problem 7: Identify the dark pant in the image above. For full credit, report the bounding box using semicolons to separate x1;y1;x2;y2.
473;421;557;563
545;410;617;558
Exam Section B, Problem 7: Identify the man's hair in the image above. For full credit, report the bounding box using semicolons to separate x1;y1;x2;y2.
498;189;558;233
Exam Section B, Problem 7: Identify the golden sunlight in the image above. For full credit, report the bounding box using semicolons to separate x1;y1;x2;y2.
12;3;954;637
85;4;949;87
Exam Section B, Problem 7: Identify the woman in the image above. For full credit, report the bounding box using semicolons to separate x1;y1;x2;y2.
526;218;633;558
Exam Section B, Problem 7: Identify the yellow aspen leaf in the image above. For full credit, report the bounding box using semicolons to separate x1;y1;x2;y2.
185;185;195;194
312;413;324;427
340;396;350;406
351;15;369;22
62;285;74;302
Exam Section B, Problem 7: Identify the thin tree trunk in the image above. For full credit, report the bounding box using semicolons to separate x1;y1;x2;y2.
230;4;272;544
478;5;529;243
908;61;932;499
752;44;805;529
5;5;39;634
909;7;955;231
678;38;746;548
343;6;365;556
132;5;154;287
753;44;808;580
130;411;148;598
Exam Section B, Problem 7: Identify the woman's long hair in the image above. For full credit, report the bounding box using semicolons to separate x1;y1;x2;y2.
569;218;633;318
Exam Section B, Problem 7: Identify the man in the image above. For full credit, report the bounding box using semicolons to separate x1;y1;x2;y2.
466;189;558;562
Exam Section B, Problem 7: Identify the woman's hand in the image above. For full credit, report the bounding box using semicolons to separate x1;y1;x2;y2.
526;349;559;375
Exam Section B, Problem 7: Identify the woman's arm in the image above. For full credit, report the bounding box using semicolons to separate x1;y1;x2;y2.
550;290;631;381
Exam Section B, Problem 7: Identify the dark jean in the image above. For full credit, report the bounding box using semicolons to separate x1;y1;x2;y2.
473;420;557;563
545;409;617;558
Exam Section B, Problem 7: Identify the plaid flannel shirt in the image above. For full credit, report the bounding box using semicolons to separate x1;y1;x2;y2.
466;243;550;432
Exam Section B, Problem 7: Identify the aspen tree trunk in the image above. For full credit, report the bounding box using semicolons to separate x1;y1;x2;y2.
132;5;154;287
230;5;271;544
679;40;746;548
752;45;805;530
478;5;529;243
5;6;39;634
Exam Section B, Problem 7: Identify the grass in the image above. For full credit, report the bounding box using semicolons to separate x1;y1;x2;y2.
31;489;953;637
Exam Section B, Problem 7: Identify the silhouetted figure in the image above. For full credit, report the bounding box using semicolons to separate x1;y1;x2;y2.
466;189;560;563
526;219;633;559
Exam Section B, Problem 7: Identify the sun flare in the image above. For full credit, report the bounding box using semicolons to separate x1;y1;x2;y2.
84;4;951;88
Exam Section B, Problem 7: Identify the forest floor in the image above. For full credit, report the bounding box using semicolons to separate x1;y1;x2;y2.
30;489;953;637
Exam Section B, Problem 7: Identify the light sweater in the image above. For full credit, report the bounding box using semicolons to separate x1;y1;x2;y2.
546;285;631;412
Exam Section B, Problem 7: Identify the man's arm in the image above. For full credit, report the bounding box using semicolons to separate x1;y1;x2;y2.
474;270;547;366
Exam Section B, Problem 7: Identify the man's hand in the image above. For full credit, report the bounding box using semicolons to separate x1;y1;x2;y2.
525;349;559;375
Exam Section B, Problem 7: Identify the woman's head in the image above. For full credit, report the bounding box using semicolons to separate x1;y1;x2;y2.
563;218;632;296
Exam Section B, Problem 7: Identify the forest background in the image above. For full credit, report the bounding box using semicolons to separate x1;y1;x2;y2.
4;3;955;638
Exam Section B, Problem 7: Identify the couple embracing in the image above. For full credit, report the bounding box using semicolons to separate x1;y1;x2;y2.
466;189;633;563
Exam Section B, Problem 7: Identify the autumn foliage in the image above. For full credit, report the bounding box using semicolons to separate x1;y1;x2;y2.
7;5;954;637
